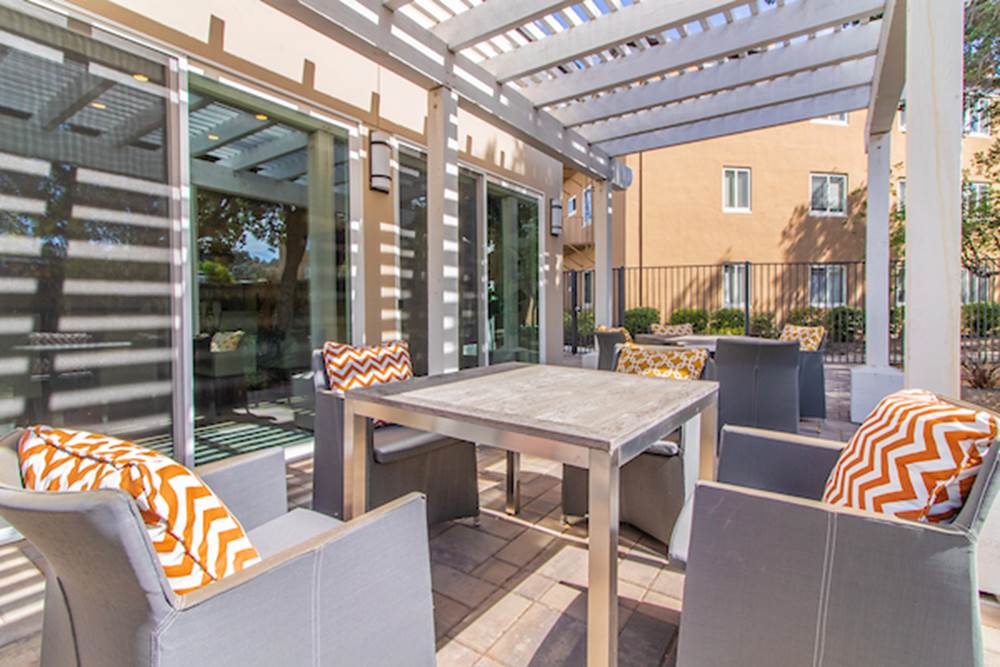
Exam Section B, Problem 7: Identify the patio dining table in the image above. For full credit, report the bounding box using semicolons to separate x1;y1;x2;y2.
637;333;759;353
341;362;718;667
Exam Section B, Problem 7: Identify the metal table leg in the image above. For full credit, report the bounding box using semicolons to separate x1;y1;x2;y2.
342;399;368;520
505;450;521;515
587;449;620;667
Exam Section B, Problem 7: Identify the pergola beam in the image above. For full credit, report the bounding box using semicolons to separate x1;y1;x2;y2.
596;85;871;156
189;114;272;157
191;159;307;206
523;0;884;107
219;131;308;170
551;21;881;127
865;0;906;138
433;0;579;52
578;56;876;144
35;73;114;131
482;0;745;83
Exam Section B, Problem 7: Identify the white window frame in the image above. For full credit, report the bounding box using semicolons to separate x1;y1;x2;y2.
965;181;991;213
582;186;593;226
965;97;991;137
722;263;749;308
898;104;906;132
896;178;906;212
582;269;594;308
811;112;848;126
962;268;990;304
810;173;848;216
809;264;847;308
722;167;751;214
566;194;577;217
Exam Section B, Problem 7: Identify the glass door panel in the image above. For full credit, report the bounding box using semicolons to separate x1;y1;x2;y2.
397;148;429;375
487;184;539;364
458;170;481;369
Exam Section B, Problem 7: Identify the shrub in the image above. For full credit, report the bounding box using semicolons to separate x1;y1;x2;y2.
825;306;864;342
199;259;234;284
786;306;826;328
963;302;1000;336
709;308;745;333
624;307;660;337
890;305;905;338
749;312;777;338
562;309;595;342
669;308;709;333
963;352;1000;389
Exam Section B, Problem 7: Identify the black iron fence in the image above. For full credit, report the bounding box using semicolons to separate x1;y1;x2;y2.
564;260;1000;367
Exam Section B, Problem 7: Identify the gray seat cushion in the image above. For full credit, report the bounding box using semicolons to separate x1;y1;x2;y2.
373;426;460;464
248;508;342;559
646;440;680;457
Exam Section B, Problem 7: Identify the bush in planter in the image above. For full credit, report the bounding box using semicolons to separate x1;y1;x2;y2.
825;306;864;342
669;308;709;333
624;307;660;337
562;309;595;342
709;308;745;333
786;306;827;328
749;312;778;338
963;302;1000;336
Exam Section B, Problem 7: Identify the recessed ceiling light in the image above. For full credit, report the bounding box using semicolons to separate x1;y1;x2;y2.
132;73;149;82
89;101;107;110
207;133;220;141
255;113;268;121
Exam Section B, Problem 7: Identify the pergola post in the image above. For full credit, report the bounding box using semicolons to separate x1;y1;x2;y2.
426;86;460;374
851;131;902;420
903;0;964;396
593;179;613;327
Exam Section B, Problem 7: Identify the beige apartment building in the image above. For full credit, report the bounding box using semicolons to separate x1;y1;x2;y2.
563;108;995;317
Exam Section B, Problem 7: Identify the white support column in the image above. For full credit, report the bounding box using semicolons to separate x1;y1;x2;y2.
426;86;460;374
593;180;614;327
308;129;338;348
903;0;964;396
348;125;366;345
851;131;902;421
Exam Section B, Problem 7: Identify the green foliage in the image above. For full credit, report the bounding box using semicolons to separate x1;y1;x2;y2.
963;301;1000;336
669;308;709;333
199;259;234;284
890;305;905;338
562;309;594;342
749;312;778;338
624;307;660;336
826;306;865;342
708;308;745;333
786;307;827;328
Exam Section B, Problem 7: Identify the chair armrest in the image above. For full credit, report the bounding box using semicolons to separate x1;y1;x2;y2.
167;494;434;667
717;425;844;500
679;481;979;667
195;448;287;531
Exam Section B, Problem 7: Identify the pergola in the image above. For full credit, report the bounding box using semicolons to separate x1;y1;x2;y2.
278;0;963;410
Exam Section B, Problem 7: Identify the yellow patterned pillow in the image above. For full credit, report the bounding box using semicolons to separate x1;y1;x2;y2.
210;330;244;353
596;325;633;344
19;426;261;595
779;324;825;352
650;323;694;337
615;344;709;380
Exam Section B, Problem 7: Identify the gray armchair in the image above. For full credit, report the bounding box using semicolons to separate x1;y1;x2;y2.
797;337;827;419
716;338;799;434
310;350;479;524
677;423;1000;667
0;430;436;667
561;345;716;546
594;329;630;370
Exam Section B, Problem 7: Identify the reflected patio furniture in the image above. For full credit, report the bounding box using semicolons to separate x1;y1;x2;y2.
677;422;1000;667
716;338;800;435
0;431;436;667
193;333;254;418
562;345;716;546
310;350;479;524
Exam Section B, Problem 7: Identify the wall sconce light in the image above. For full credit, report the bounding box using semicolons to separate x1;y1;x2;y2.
369;131;391;193
550;198;563;237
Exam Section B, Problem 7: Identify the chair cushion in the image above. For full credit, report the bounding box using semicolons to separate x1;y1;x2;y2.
596;325;633;343
823;390;999;523
18;426;261;594
322;340;413;428
616;344;709;380
248;508;342;559
779;324;825;352
373;426;459;464
650;323;694;337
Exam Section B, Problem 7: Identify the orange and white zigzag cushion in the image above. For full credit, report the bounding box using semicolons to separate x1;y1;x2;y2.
779;324;825;352
19;426;260;594
596;325;634;344
615;344;709;381
322;340;413;394
823;390;999;523
650;323;694;337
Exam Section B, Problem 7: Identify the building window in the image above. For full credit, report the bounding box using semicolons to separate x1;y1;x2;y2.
965;97;991;137
962;268;991;304
810;173;847;215
583;270;594;308
810;265;847;308
567;194;577;217
722;167;751;213
582;186;593;226
899;104;906;132
896;178;906;213
965;182;991;215
811;113;848;126
723;263;749;308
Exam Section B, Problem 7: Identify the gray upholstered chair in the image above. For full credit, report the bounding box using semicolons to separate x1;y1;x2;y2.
0;430;436;667
561;345;716;546
594;328;630;370
797;336;827;419
310;350;479;524
716;338;800;435
677;421;1000;667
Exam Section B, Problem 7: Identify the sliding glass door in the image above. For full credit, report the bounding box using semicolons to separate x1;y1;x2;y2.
397;147;429;376
458;170;482;369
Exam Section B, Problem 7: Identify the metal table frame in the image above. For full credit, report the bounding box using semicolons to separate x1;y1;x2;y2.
341;373;718;667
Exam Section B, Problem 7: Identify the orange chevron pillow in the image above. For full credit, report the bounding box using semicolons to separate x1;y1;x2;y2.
18;426;261;595
823;390;999;523
323;341;413;428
